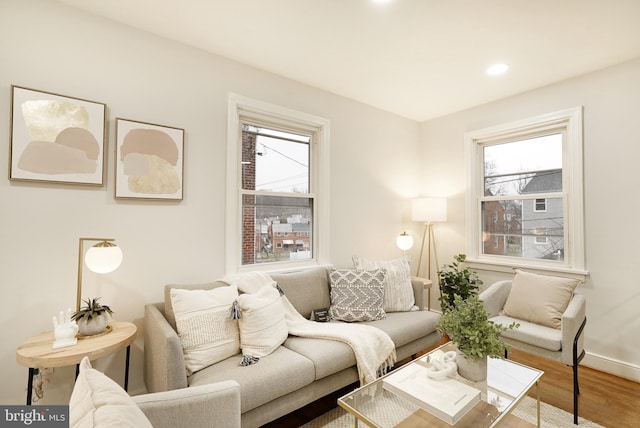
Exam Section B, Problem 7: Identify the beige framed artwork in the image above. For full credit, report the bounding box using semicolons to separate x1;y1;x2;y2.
9;85;106;185
115;118;184;200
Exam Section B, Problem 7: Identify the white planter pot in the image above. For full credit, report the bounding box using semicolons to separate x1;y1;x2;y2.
456;350;487;382
77;314;108;336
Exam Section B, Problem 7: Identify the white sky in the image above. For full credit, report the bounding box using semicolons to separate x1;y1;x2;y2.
255;134;309;193
484;133;562;176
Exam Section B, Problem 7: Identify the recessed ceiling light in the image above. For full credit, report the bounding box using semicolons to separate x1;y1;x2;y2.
487;63;509;76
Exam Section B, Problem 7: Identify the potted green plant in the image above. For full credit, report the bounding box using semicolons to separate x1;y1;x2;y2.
72;297;114;336
438;254;482;314
435;294;518;381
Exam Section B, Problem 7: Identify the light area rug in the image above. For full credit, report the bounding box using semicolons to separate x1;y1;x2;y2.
301;396;604;428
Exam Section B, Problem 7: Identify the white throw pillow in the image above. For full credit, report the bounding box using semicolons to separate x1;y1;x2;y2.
236;285;288;359
329;268;386;322
503;269;581;329
170;285;240;375
353;255;414;312
70;357;153;428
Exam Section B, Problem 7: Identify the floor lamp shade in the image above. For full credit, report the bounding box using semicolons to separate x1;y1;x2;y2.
77;238;123;311
411;197;448;223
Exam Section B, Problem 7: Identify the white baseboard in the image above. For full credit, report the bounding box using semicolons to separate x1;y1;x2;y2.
581;351;640;383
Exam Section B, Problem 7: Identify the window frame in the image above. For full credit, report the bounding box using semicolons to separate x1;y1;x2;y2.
464;107;586;275
226;94;330;273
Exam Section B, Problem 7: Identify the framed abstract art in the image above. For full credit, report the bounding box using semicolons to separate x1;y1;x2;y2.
115;118;184;200
9;85;107;185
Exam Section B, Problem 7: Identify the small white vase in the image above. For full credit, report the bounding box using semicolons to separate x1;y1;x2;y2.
456;350;487;381
77;314;108;336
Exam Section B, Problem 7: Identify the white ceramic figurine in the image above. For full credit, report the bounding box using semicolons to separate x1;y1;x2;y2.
52;308;78;349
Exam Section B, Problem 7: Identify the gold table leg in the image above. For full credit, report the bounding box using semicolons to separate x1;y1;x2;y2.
536;380;541;428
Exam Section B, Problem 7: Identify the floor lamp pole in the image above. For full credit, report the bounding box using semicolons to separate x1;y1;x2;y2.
427;222;432;281
417;221;441;281
416;222;434;280
415;223;426;277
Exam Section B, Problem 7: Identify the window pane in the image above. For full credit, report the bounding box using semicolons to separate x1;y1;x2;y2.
482;197;564;261
484;171;538;197
242;194;313;265
484;134;562;196
523;197;564;261
242;125;310;193
482;200;522;257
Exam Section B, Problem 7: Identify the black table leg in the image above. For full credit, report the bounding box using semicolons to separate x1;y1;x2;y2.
124;345;131;391
26;368;34;405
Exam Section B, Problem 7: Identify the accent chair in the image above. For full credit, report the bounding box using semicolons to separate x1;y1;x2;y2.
479;269;586;425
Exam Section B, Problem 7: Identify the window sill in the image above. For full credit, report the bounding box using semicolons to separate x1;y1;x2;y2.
233;259;327;275
465;257;589;280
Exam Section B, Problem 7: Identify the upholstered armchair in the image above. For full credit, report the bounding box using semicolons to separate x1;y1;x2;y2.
479;269;586;425
132;382;241;428
70;357;241;428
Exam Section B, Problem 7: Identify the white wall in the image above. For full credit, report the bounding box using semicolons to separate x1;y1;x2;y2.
0;0;422;404
420;59;640;381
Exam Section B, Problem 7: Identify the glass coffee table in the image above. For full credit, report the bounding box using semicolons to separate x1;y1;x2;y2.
338;342;543;427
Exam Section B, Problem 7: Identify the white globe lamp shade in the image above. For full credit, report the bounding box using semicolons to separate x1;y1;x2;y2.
396;232;414;251
85;242;123;274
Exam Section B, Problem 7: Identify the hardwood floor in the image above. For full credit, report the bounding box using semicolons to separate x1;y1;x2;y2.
263;341;640;427
510;348;640;428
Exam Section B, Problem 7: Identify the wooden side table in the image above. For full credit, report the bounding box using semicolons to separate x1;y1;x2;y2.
412;276;433;311
16;321;137;405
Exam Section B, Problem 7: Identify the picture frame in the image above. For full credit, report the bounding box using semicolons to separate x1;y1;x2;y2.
9;85;107;185
115;118;184;200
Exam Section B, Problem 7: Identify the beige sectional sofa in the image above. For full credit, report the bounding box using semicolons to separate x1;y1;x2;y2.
144;266;441;427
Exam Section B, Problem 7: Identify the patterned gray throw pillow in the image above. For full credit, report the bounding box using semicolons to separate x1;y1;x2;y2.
329;268;387;322
353;255;415;312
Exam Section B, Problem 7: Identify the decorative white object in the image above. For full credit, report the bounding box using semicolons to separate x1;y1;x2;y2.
425;350;457;379
52;308;78;349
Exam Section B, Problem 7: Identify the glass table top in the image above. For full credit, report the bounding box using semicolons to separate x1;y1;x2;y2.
338;342;543;428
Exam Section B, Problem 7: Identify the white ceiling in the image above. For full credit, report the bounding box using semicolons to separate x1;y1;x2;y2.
56;0;640;121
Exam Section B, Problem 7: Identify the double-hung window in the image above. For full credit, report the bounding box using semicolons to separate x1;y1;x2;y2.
226;94;330;273
465;107;585;273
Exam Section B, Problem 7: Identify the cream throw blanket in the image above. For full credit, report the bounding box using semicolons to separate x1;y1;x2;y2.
220;272;396;385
